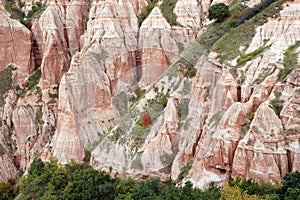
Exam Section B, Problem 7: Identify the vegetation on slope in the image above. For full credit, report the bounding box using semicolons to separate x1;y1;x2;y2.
1;158;299;200
0;66;13;108
160;0;179;26
277;41;300;82
4;0;48;28
138;0;179;26
210;0;284;63
138;0;158;26
195;0;284;64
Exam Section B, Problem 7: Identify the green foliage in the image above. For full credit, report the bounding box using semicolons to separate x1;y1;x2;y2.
90;50;109;63
138;0;158;26
208;0;284;64
280;171;300;200
176;161;193;182
134;87;146;100
237;45;270;66
254;67;276;84
3;158;300;200
183;67;197;78
28;69;41;91
269;91;284;117
208;3;230;22
27;157;45;176
160;0;179;26
35;105;44;125
229;177;278;199
240;124;250;139
209;111;223;128
0;66;13;107
4;1;48;28
277;41;300;82
0;180;18;200
0;144;4;155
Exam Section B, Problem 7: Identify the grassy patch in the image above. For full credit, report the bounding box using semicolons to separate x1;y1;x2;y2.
237;45;270;66
177;41;206;69
254;66;276;84
269;91;284;117
0;144;4;155
176;161;193;182
0;66;13;107
28;69;41;92
208;0;284;63
90;50;109;63
240;124;250;139
35;105;44;125
134;87;146;101
277;41;300;82
160;0;179;26
209;110;223;128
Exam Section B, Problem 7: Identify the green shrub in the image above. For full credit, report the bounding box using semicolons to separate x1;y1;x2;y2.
160;0;179;26
138;0;158;26
269;95;284;117
237;45;270;66
0;144;4;155
28;69;41;91
209;0;284;63
4;0;48;28
0;66;13;107
277;41;300;82
176;161;193;182
208;3;230;22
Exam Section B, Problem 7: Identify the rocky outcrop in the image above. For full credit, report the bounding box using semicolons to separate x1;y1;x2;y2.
51;51;118;164
138;7;179;87
0;6;33;85
32;5;70;90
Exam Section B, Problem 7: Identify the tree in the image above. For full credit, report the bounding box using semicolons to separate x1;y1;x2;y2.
280;171;300;200
208;3;230;22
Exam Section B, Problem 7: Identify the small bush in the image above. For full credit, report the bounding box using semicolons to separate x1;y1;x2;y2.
277;41;300;82
208;3;230;22
28;69;41;91
269;95;284;117
176;161;193;182
237;45;270;66
4;0;48;29
160;0;179;26
0;66;13;107
0;144;4;155
138;0;158;26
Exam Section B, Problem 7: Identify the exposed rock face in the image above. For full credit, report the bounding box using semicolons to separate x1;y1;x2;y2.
232;103;288;183
51;51;119;164
138;7;178;87
174;0;201;29
1;0;300;189
0;7;33;85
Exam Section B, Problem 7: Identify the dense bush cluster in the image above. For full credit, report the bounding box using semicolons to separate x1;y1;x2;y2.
208;3;230;22
0;158;299;200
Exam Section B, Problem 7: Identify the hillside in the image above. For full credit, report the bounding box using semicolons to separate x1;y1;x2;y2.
0;0;299;188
